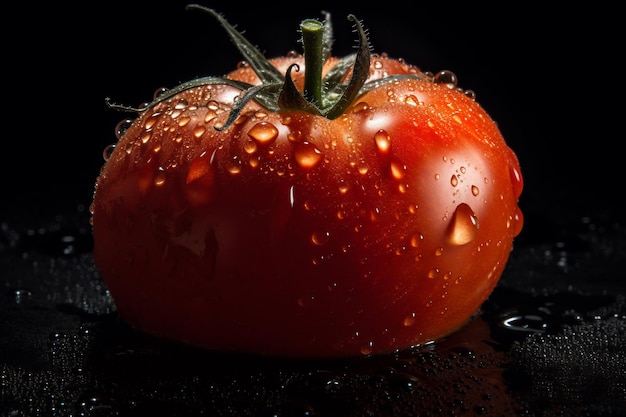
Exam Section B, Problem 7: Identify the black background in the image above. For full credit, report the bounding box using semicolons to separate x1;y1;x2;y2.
3;0;621;228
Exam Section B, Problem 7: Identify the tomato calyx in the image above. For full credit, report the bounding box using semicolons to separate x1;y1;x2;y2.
105;4;430;130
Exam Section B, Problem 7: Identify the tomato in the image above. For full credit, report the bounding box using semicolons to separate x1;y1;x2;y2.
91;5;524;357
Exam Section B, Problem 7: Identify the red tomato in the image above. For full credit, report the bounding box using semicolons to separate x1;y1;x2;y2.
91;6;523;357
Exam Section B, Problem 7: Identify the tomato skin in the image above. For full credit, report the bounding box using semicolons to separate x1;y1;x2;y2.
92;54;523;357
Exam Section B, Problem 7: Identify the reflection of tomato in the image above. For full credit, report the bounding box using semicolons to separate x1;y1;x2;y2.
91;6;524;357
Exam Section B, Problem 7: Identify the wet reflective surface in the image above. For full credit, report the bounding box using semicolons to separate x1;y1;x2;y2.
1;192;624;417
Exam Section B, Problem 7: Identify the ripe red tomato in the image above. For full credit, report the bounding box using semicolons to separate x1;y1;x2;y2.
91;6;523;357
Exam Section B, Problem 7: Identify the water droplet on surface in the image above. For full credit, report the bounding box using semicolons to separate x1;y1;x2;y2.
294;142;323;168
433;70;458;88
471;185;480;196
311;231;330;246
450;175;458;187
360;341;374;355
446;203;478;245
374;130;391;153
115;119;133;139
248;121;279;145
102;144;115;161
390;159;406;180
403;313;416;327
193;125;206;139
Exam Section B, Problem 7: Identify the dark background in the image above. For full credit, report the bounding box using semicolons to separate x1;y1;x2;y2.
3;0;621;230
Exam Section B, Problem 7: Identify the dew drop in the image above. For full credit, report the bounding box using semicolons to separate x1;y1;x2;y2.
360;341;374;355
227;156;242;174
446;203;478;246
409;233;423;248
311;230;330;246
403;312;416;327
450;175;458;187
294;142;323;168
471;185;480;196
178;116;191;127
115;119;134;139
186;150;217;206
428;268;439;279
102;144;115;161
154;168;166;186
374;130;391;153
433;70;458;87
248;121;279;145
509;163;524;199
390;159;406;180
193;125;206;139
243;140;258;154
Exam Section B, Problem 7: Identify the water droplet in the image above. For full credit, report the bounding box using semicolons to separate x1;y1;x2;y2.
390;159;406;180
471;185;480;196
450;175;458;187
115;119;134;139
509;163;524;199
154;168;166;186
193;125;206;139
178;116;191;127
433;70;458;88
186;151;217;206
409;233;423;248
248;121;279;145
428;268;439;279
403;312;416;327
294;142;323;168
446;203;478;245
374;130;391;153
102;144;115;161
360;341;374;355
227;156;242;174
311;231;330;246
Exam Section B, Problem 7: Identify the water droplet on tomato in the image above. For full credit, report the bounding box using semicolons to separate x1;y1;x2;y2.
374;130;391;153
509;164;524;199
360;341;374;355
115;119;133;139
248;121;279;145
186;150;217;206
450;175;459;187
102;144;115;161
428;269;439;279
153;169;166;186
446;203;478;246
294;142;323;168
433;70;458;88
311;231;330;246
193;125;206;139
403;312;416;327
390;159;406;180
227;156;242;175
471;185;480;196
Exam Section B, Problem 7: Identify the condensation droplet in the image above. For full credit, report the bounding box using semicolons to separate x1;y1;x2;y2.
186;150;217;206
433;70;458;88
428;268;439;279
403;313;416;327
390;159;406;180
450;175;458;187
294;142;323;168
446;203;478;245
193;125;206;139
409;233;423;248
227;156;242;174
154;168;166;186
248;121;279;145
360;341;374;355
374;130;391;153
509;163;524;199
471;185;480;196
102;144;115;161
311;230;330;246
115;119;134;139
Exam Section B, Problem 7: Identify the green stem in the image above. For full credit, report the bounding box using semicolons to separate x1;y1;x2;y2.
301;19;324;108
